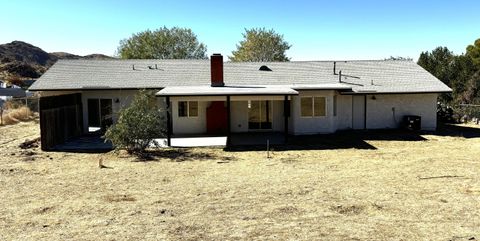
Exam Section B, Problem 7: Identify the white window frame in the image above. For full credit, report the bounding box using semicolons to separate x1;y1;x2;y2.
178;101;198;118
300;96;327;118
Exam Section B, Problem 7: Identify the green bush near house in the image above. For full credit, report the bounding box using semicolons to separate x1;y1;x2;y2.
104;90;166;154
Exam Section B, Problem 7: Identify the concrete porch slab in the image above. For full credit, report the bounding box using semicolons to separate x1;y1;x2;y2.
154;136;227;147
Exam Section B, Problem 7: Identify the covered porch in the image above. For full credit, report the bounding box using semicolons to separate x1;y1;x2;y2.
157;85;298;146
52;132;286;152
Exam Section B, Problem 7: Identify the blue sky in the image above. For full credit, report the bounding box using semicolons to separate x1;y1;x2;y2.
1;0;478;60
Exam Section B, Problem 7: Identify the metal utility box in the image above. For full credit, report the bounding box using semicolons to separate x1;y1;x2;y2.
403;115;421;131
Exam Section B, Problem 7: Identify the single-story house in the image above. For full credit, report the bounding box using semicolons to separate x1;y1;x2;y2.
29;54;451;150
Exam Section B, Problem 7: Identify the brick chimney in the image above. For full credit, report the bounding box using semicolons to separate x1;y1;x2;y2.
210;53;224;87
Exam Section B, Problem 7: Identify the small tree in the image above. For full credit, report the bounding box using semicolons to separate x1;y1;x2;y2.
104;90;166;154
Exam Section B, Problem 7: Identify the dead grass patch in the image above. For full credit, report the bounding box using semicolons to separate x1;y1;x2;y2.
33;206;55;215
331;204;365;215
1;106;35;125
169;222;207;241
0;167;28;175
1;121;480;240
103;194;136;202
274;205;302;215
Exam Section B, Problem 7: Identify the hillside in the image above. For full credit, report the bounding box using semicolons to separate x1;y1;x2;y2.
0;41;114;83
50;52;113;60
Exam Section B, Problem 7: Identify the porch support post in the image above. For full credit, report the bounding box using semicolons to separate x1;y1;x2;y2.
166;96;172;146
226;95;231;146
364;94;367;130
284;95;289;143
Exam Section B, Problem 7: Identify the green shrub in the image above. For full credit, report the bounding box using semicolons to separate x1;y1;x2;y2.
104;90;166;154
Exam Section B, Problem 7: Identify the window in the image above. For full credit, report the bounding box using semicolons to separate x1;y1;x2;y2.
87;98;113;132
248;100;272;130
189;101;198;116
300;97;326;117
300;98;313;117
178;101;198;117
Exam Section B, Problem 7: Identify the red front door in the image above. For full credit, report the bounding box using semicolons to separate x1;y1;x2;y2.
206;101;228;135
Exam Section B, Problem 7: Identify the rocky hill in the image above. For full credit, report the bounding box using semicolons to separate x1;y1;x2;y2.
50;52;113;60
0;41;114;83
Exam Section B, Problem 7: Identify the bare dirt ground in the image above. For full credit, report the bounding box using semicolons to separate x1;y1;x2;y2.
0;121;479;240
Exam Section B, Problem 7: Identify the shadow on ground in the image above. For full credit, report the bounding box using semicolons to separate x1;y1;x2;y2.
225;129;428;152
133;148;232;162
435;123;480;138
50;123;480;154
52;133;113;153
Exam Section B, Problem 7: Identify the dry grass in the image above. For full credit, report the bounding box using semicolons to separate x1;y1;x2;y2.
0;121;479;240
1;106;35;125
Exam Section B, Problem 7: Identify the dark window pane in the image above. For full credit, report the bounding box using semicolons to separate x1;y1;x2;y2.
100;99;113;129
314;97;326;116
301;97;313;117
88;99;100;127
178;101;187;117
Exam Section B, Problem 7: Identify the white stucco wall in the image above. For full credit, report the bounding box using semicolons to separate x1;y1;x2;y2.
365;93;438;130
291;90;336;135
38;90;439;136
171;100;208;134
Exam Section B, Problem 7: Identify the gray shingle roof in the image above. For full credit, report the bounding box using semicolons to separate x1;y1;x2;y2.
29;59;452;94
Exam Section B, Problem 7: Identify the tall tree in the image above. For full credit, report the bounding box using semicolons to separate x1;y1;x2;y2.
418;47;455;86
461;71;480;104
229;28;291;62
117;26;207;59
466;38;480;67
418;47;456;102
418;46;478;104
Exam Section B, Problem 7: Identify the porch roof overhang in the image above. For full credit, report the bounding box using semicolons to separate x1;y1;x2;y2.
290;83;352;90
156;85;299;96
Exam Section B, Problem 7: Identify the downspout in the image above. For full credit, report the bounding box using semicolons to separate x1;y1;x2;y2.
284;95;289;142
166;96;171;146
351;96;354;129
226;95;231;146
364;95;367;130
